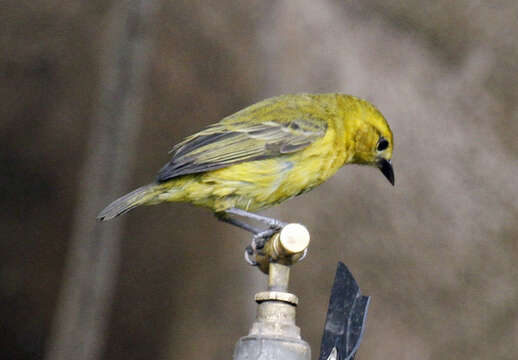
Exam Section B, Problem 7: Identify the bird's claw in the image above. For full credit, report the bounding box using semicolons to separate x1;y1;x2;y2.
253;229;277;248
244;245;257;266
298;247;308;262
243;225;308;266
244;227;283;266
267;220;287;230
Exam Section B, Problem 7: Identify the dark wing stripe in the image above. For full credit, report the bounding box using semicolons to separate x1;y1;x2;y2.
157;117;327;182
157;153;271;181
173;132;237;157
280;141;312;153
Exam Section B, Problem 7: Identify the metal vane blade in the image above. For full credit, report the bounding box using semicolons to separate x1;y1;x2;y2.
318;262;371;360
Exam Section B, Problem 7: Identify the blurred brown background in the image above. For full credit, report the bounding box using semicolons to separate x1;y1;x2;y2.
1;1;517;359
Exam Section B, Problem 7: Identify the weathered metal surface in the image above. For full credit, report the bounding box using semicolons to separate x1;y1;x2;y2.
233;336;311;360
318;262;371;360
233;225;311;360
233;297;310;360
267;263;291;291
255;224;310;274
255;291;298;306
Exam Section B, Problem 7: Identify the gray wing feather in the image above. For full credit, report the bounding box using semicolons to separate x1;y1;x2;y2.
157;118;327;182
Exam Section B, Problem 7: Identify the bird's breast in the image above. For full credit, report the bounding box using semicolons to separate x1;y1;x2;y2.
197;129;345;211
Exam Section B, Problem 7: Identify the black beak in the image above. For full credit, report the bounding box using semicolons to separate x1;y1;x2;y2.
377;158;395;186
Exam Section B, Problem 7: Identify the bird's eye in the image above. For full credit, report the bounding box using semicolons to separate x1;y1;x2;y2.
377;138;389;151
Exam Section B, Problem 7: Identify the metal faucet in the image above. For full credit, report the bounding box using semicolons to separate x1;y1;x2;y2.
233;223;311;360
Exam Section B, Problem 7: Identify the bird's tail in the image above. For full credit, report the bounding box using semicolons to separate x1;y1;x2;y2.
97;183;161;221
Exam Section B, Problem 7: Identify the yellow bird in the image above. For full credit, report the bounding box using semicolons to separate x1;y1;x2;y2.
98;93;394;258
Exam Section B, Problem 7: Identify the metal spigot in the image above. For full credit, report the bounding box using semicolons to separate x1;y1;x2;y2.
233;224;311;360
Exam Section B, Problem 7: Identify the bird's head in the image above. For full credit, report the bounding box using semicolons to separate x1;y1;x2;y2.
346;98;394;185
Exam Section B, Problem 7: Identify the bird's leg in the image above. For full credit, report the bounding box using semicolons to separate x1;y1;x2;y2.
215;213;261;265
251;229;278;248
216;209;288;266
215;212;261;234
224;208;288;250
224;207;288;230
243;228;280;266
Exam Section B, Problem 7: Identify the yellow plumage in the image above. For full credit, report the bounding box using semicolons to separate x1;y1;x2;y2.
97;93;394;221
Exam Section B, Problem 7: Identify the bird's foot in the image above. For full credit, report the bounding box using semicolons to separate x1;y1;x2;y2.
253;228;279;249
266;219;288;231
220;208;289;266
244;228;283;266
298;247;309;262
244;245;257;266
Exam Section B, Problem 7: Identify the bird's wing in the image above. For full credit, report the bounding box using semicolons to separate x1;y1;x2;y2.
157;117;327;181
